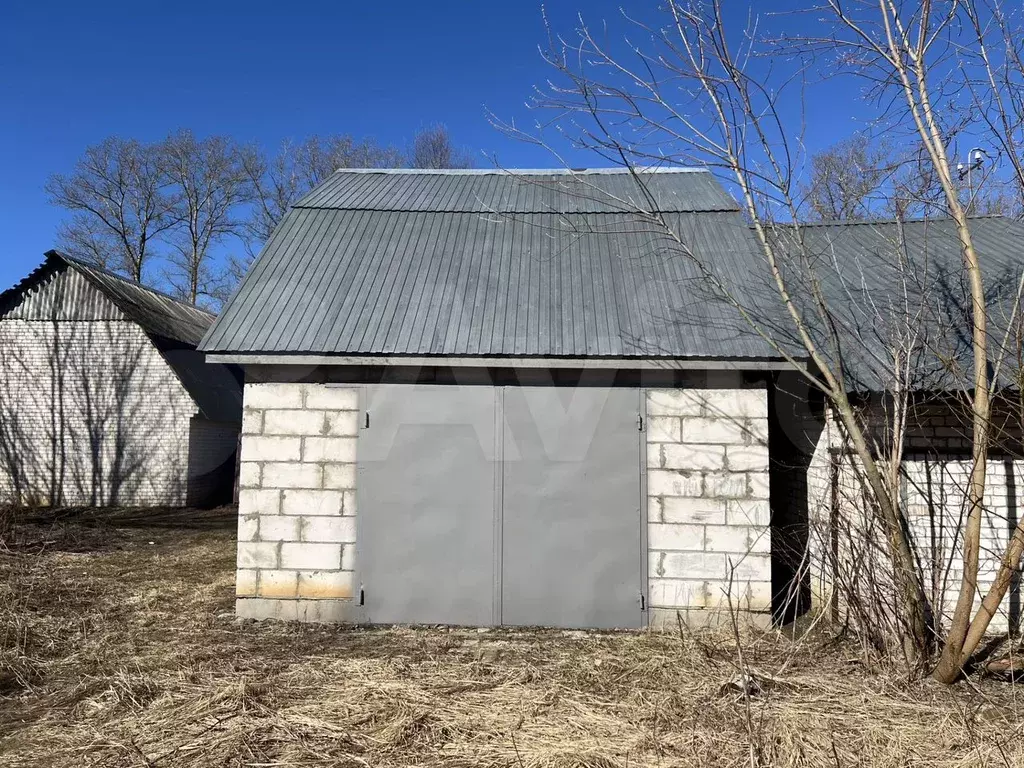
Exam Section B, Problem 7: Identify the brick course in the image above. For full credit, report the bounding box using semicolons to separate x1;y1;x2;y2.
235;382;360;616
646;387;771;627
806;401;1024;634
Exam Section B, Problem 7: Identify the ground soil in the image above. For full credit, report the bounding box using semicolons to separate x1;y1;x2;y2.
1;508;1023;767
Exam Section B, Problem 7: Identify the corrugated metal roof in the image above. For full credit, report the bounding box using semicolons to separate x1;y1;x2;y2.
292;168;740;214
767;216;1024;390
0;264;126;322
0;251;215;345
1;252;241;421
207;171;1024;387
202;203;774;359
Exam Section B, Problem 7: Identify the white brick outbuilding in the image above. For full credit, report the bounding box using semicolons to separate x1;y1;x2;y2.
200;168;1024;633
0;251;242;507
200;168;792;629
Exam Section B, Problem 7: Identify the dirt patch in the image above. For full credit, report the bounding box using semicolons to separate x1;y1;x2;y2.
2;512;1023;767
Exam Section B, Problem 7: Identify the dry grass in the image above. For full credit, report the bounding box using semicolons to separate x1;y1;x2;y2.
2;510;1024;767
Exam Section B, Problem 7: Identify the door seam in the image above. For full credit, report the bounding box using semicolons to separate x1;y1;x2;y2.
493;386;504;626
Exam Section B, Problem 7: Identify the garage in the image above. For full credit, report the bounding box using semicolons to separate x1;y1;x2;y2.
357;383;644;629
205;167;777;629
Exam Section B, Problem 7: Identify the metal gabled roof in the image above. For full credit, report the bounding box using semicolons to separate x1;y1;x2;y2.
765;216;1024;390
57;253;215;345
202;209;775;359
202;168;776;360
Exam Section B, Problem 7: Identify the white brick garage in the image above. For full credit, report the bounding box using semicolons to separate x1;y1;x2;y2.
201;168;785;628
232;374;771;628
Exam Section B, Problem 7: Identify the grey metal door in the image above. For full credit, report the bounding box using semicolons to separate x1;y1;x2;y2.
500;387;642;628
358;385;496;625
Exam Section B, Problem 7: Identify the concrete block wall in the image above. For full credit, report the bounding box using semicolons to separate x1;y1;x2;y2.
646;388;771;627
235;382;361;621
904;458;1022;633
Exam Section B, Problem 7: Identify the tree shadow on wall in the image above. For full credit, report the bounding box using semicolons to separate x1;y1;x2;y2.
0;297;189;508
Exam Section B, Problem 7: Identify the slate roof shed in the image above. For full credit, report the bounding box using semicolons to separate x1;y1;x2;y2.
0;252;242;507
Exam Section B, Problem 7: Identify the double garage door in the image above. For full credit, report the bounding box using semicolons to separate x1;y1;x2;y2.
357;384;644;629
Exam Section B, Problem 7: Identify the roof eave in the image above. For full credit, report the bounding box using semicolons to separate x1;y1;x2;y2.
202;352;800;372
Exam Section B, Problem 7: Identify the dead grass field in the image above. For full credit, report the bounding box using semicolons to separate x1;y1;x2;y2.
2;509;1024;767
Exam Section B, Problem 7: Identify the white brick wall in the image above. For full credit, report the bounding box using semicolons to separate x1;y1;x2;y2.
646;387;771;625
0;319;198;506
807;405;1024;634
236;380;778;627
236;382;360;614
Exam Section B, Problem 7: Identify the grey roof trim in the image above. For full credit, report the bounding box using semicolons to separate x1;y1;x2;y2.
205;353;798;371
327;167;711;176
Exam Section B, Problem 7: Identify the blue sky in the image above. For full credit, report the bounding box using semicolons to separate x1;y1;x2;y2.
0;0;856;292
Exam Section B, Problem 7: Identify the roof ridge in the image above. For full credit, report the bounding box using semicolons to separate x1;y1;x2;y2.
326;166;711;176
289;204;741;214
770;214;1010;229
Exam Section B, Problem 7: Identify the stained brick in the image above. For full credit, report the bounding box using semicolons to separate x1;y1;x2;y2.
323;463;356;490
259;569;298;598
648;469;703;498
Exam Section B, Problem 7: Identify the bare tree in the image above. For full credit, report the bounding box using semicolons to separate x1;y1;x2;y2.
46;137;177;282
804;138;992;221
794;0;995;686
241;134;405;246
161;130;251;306
515;0;1024;681
208;253;252;308
240;126;472;256
803;136;892;220
495;0;1024;677
410;124;474;169
959;1;1024;218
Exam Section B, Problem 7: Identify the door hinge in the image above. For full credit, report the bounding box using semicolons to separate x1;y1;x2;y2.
359;587;365;606
364;412;370;429
637;413;644;432
638;591;646;611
